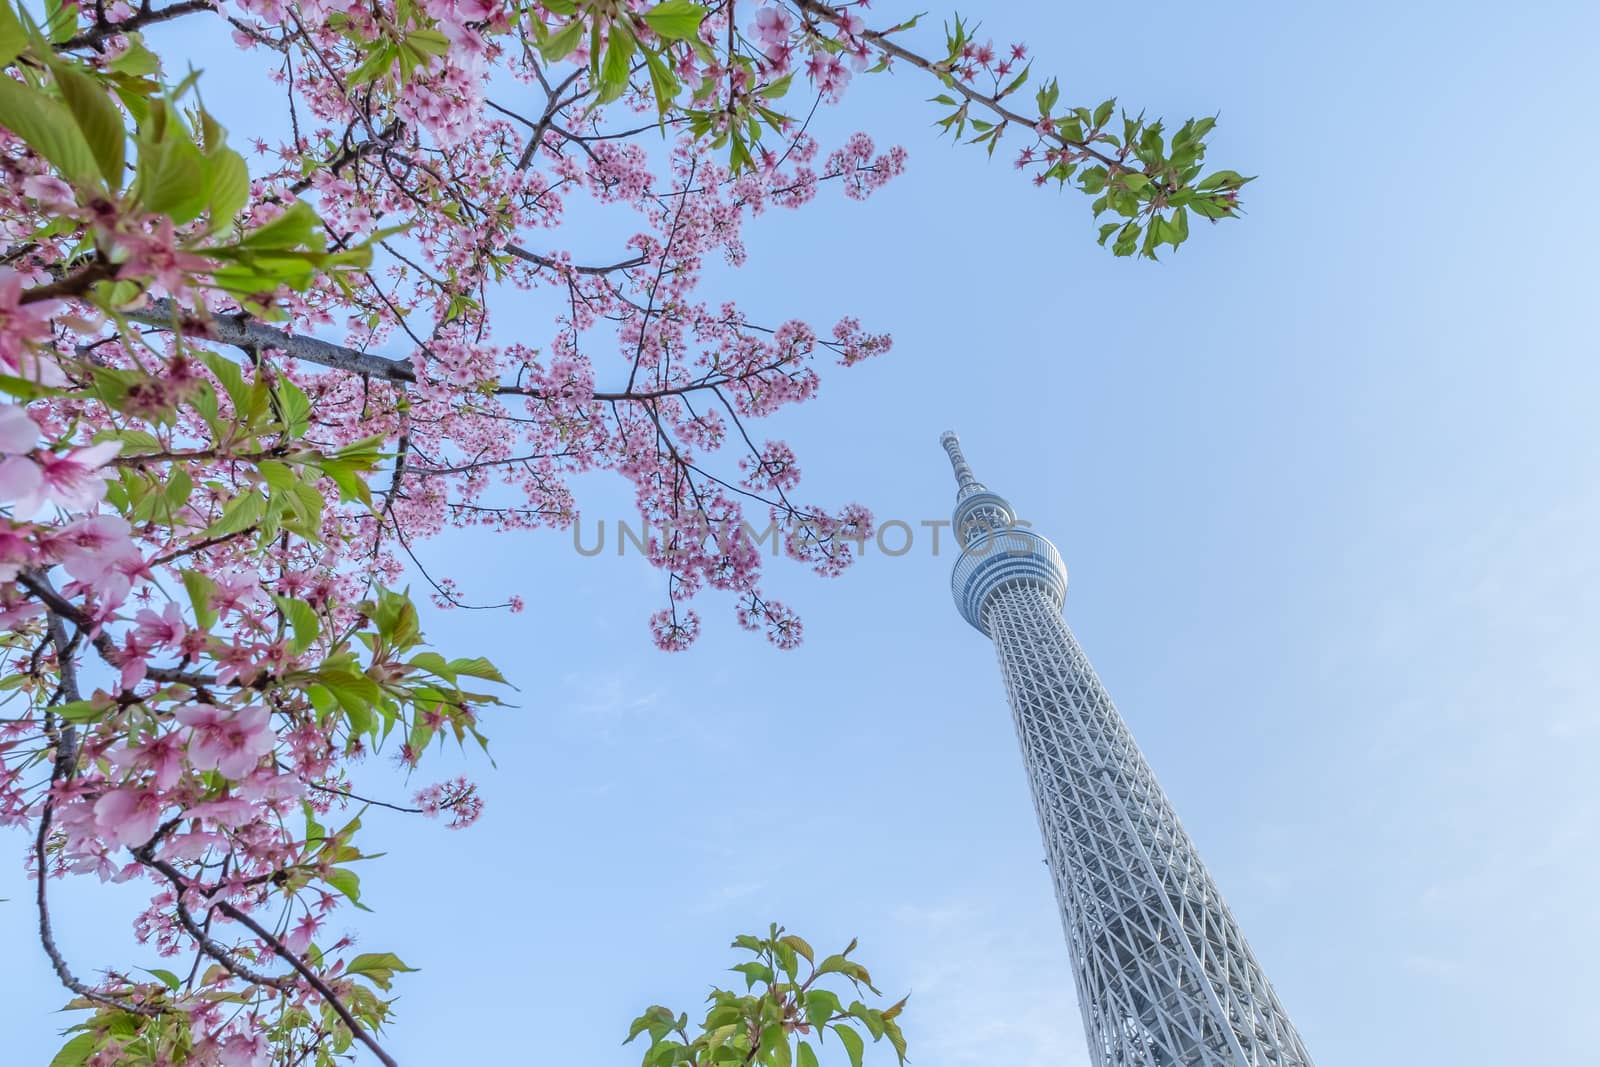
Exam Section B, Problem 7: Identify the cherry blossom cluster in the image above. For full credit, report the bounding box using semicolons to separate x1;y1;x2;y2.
0;0;1247;1060
0;1;925;1058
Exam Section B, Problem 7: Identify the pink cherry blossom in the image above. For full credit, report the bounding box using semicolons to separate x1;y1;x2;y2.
115;219;213;298
0;268;64;385
414;776;484;828
217;1032;268;1067
186;795;261;827
55;514;144;606
283;912;322;953
155;829;224;861
132;602;186;652
805;51;851;102
21;175;77;210
0;405;37;453
177;706;276;780
92;787;165;850
753;6;794;52
122;732;186;791
0;457;41;511
0;440;119;517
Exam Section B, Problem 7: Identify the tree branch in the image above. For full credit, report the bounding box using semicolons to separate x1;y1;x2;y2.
138;852;399;1067
793;0;1124;170
129;300;417;383
35;611;166;1017
503;244;648;276
57;0;213;52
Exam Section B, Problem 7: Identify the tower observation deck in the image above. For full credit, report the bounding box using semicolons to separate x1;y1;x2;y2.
939;432;1315;1067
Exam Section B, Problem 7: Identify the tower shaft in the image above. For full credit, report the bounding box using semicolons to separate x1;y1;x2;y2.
988;584;1312;1066
940;433;1314;1067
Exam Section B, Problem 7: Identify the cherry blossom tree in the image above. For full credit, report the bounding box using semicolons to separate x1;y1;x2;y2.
0;0;1250;1063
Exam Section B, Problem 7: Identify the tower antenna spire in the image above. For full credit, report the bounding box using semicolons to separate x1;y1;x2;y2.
939;430;983;496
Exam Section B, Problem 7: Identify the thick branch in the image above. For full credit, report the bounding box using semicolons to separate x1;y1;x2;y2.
57;0;213;52
130;300;417;382
132;299;742;404
21;260;114;305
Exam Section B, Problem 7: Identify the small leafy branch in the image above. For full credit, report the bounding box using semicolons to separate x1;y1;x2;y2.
795;3;1252;258
628;927;908;1067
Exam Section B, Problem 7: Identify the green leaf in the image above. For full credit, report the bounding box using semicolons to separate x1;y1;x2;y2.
277;376;312;438
1195;169;1246;191
0;76;101;186
0;1;27;68
312;668;382;719
779;933;814;964
205;147;249;231
203;489;265;538
804;988;840;1028
49;1033;98;1067
814;953;876;992
325;868;370;911
346;951;416;990
143;967;182;990
731;961;772;989
407;650;454;680
107;35;161;76
796;1043;819;1067
625;1005;677;1045
274;595;319;655
643;0;708;41
53;699;112;722
56;67;126;188
181;569;218;629
834;1025;864;1067
766;1028;791;1067
96;427;161;454
848;1001;883;1039
999;62;1029;98
1035;78;1059;117
236;199;321;250
41;0;76;44
314;457;372;505
347;42;397;87
882;1018;907;1064
446;655;506;684
136;133;207;223
538;18;584;62
596;25;636;104
774;939;798;980
1092;97;1115;128
641;46;679;114
407;28;450;56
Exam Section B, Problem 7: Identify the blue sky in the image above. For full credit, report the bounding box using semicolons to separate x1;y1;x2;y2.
6;1;1600;1064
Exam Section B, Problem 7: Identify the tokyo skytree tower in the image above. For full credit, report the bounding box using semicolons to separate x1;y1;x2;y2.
939;433;1314;1067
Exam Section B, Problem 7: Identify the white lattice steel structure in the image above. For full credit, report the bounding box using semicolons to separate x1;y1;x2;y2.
940;432;1314;1067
